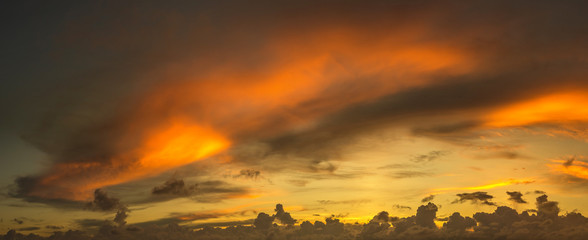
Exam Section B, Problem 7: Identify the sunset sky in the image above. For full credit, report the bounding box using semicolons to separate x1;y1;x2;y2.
1;0;588;237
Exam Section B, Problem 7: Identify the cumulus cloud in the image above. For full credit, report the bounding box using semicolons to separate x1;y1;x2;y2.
3;194;588;239
536;194;560;218
453;192;496;206
273;204;296;225
415;202;438;228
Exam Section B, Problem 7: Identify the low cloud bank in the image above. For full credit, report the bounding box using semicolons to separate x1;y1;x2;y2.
3;194;588;240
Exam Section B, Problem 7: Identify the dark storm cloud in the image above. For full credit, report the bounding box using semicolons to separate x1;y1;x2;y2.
453;192;496;206
4;0;588;211
506;191;527;204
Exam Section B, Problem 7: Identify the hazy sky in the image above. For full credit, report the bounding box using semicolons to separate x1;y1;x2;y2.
2;0;588;236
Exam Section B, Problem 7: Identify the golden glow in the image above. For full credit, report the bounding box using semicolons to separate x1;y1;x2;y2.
432;178;535;194
28;25;479;201
139;121;229;169
486;92;588;127
32;120;230;200
548;159;588;180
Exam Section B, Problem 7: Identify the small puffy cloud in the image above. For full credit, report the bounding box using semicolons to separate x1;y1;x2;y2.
453;192;496;206
392;204;412;211
506;191;527;204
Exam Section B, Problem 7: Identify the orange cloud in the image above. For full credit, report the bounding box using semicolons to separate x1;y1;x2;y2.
548;158;588;180
485;92;588;128
30;120;229;200
24;17;479;202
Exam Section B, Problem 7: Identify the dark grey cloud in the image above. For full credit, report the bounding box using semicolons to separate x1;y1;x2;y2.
232;169;261;180
113;207;129;227
536;194;560;218
563;156;576;167
442;212;476;232
273;204;296;225
148;179;249;203
45;225;63;230
5;0;588;207
415;202;438;228
16;227;40;231
2;193;588;240
392;204;412;211
453;192;496;206
75;219;109;229
253;212;273;230
86;189;123;212
152;178;197;196
421;195;435;203
506;191;527;204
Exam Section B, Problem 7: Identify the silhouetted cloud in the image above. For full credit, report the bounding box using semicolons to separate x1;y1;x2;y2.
152;178;197;196
113;207;129;227
506;191;527;204
233;169;261;180
536;194;560;218
273;204;296;225
392;204;412;211
415;202;438;228
45;225;63;230
453;192;496;206
2;193;588;239
86;189;123;211
421;195;435;203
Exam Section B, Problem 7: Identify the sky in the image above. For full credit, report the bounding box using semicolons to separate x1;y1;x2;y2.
1;0;588;238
